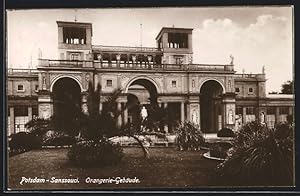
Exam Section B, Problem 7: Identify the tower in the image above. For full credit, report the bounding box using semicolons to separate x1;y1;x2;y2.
155;27;193;64
57;21;93;61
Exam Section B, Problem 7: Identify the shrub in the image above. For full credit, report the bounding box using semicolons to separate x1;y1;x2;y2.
25;118;52;138
9;132;42;153
67;138;124;167
209;142;233;159
42;131;75;146
217;128;235;137
215;121;294;186
175;121;205;151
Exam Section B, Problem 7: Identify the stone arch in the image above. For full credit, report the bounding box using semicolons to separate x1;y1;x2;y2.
199;78;226;94
50;75;83;92
124;76;161;94
199;79;224;133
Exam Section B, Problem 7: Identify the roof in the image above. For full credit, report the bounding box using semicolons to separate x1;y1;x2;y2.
155;27;193;40
266;94;294;99
56;21;93;36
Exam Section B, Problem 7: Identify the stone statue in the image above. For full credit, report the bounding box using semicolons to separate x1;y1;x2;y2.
42;74;46;90
192;109;198;124
228;109;234;124
260;112;265;124
230;54;234;65
141;106;148;120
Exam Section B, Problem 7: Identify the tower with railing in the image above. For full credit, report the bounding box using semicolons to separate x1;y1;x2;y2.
57;21;93;61
156;27;193;65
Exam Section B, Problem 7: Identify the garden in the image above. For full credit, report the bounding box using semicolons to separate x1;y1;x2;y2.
8;82;295;189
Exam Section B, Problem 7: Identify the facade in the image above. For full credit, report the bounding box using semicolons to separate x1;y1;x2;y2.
7;21;294;135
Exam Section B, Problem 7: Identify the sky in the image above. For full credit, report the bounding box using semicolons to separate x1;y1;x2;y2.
6;7;293;93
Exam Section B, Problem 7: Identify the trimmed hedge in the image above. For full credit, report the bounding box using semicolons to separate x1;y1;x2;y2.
9;132;42;152
217;128;235;137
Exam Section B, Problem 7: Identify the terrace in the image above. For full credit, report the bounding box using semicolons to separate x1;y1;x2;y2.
7;68;39;76
38;59;234;72
92;45;161;53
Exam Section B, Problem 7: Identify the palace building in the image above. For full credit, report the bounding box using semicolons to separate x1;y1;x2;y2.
7;20;294;135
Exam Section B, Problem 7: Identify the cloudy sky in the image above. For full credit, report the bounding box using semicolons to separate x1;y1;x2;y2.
7;7;293;93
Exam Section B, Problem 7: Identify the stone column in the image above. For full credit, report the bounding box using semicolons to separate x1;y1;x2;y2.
158;102;162;108
289;107;293;116
94;74;99;90
117;102;122;127
9;107;15;135
109;54;112;67
123;103;128;125
163;102;168;133
181;102;185;122
242;107;247;124
126;54;130;68
28;107;32;121
275;107;280;124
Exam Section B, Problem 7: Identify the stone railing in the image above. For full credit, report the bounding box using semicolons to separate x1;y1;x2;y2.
38;59;234;72
234;73;265;79
7;68;39;75
39;59;93;68
92;45;161;52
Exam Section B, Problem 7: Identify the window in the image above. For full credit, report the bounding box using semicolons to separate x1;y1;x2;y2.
246;107;255;115
248;87;253;93
15;106;28;116
267;107;276;115
175;56;183;65
235;88;240;93
106;80;112;87
63;27;86;44
32;105;39;116
236;107;243;115
172;80;177;88
279;107;289;115
17;85;24;92
167;33;188;48
70;53;80;60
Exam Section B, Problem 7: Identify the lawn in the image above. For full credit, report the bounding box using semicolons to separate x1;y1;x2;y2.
8;147;220;190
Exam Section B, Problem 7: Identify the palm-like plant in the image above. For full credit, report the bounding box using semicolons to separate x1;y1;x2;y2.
215;121;294;186
175;121;204;151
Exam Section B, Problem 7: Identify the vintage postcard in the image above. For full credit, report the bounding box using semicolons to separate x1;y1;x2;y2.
6;6;294;191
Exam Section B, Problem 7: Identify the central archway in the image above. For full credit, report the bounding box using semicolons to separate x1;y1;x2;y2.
126;78;158;124
200;80;223;133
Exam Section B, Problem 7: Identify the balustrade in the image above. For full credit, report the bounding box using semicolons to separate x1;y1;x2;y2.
38;59;235;72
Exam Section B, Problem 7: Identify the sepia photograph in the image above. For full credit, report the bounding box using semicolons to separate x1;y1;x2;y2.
6;6;294;191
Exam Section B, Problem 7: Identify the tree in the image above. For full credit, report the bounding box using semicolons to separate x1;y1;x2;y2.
280;80;294;94
74;81;169;158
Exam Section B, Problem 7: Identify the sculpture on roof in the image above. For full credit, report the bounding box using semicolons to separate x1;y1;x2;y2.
230;54;234;65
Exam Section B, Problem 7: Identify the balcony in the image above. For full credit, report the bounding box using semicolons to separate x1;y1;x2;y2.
234;73;266;80
92;45;161;53
38;59;234;72
39;59;93;68
7;68;39;76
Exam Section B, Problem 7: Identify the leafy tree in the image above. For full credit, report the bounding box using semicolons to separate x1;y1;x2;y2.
280;80;294;94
